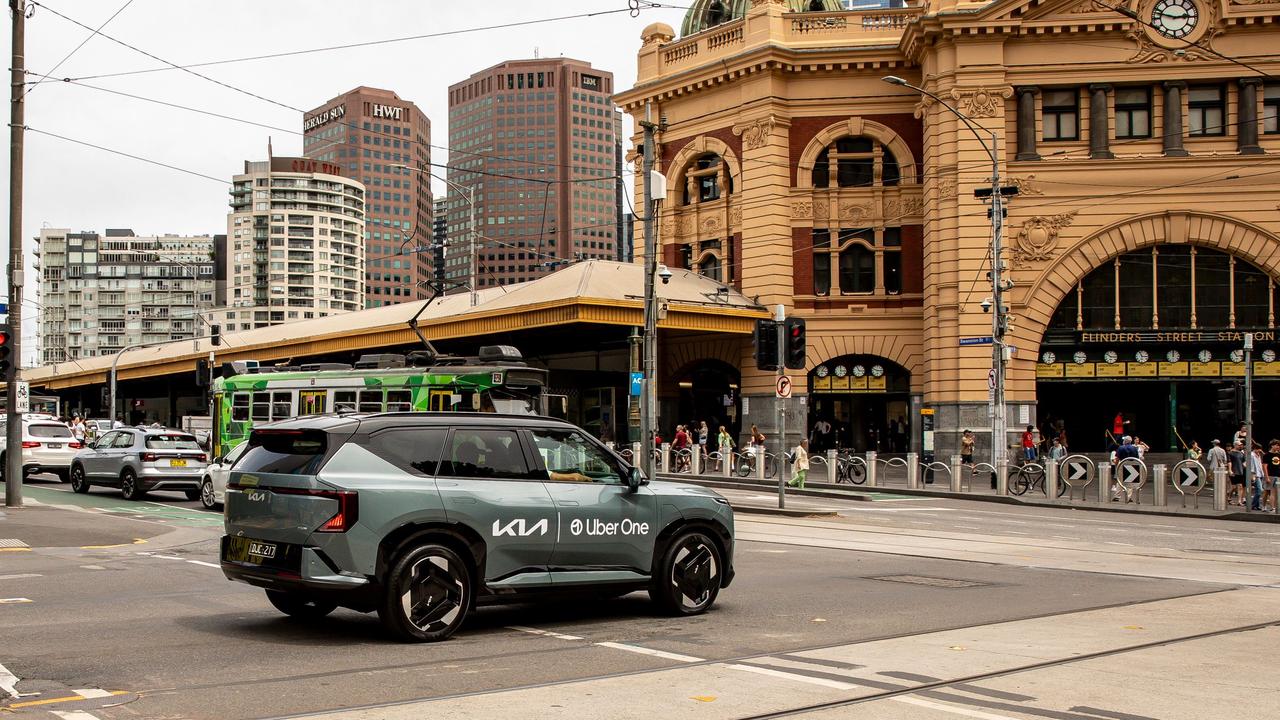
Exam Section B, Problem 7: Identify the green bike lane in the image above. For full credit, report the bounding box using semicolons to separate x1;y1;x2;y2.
8;481;224;530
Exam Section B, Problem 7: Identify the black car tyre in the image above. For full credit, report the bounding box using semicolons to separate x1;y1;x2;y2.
70;464;90;493
199;478;218;509
184;488;202;501
53;469;70;483
120;469;145;501
650;530;722;616
378;543;471;642
265;590;337;620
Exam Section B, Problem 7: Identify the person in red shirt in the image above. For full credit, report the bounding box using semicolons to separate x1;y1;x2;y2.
1113;412;1126;437
1022;425;1037;462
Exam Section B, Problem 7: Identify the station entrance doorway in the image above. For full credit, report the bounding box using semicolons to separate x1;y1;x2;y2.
808;355;911;453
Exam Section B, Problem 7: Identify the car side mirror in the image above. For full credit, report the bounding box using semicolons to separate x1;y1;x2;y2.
627;466;648;491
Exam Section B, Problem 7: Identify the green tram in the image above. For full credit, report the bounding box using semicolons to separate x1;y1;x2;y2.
210;346;548;460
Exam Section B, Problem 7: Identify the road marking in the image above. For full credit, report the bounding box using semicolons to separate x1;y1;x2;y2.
725;663;856;690
1210;537;1245;542
51;711;104;720
151;555;184;560
0;547;31;553
893;696;1024;720
187;560;221;568
80;565;106;570
1104;541;1135;547
955;525;980;530
1051;535;1075;540
507;626;583;641
0;598;32;604
594;642;703;663
6;691;127;709
0;539;30;548
1003;531;1029;535
0;574;41;581
0;660;22;698
73;689;113;699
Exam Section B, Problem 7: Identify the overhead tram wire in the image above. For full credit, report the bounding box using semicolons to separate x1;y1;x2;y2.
20;0;134;100
1093;1;1276;81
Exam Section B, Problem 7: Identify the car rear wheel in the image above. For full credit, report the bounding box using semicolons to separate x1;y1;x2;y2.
70;464;90;493
265;590;337;620
53;469;70;483
650;530;723;616
199;478;218;509
120;469;145;501
184;488;201;501
378;543;472;643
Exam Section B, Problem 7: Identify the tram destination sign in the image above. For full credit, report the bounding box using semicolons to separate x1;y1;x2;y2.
1080;330;1275;343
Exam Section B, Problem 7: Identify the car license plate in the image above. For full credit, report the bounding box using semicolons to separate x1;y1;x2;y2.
47;443;61;449
170;458;187;467
248;541;276;559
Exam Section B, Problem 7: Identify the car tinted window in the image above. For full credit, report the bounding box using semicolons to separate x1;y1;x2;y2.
529;428;623;484
29;424;73;438
364;428;447;477
224;442;248;466
443;429;537;480
238;430;329;475
145;434;201;450
112;432;136;449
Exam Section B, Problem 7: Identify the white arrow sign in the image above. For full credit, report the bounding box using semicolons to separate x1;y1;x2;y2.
1180;467;1200;486
1122;464;1141;483
1067;462;1088;481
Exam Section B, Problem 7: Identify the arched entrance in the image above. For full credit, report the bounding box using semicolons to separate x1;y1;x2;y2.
808;355;910;453
1037;244;1280;452
674;360;740;450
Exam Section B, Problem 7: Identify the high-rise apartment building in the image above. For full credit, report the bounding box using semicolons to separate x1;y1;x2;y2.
34;228;220;363
224;157;365;330
432;197;448;287
445;58;621;289
303;87;431;307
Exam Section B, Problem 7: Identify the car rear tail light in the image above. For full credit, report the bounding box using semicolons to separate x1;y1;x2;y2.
141;452;159;462
20;441;40;448
316;491;358;533
69;442;83;449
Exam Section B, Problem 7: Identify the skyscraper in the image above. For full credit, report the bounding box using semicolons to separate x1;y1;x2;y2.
303;87;432;307
445;58;619;290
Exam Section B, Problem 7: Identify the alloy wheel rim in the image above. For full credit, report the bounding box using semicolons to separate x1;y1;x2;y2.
201;481;214;507
401;554;465;633
671;537;718;611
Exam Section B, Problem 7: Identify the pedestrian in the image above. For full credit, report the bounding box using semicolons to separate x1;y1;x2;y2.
716;425;734;471
672;425;691;472
1250;445;1267;511
1234;424;1248;449
1264;439;1280;512
1021;425;1037;462
787;438;809;488
961;429;975;467
1113;412;1126;437
69;415;86;445
1048;437;1066;462
1133;436;1149;461
697;421;709;451
1112;435;1140;501
751;424;766;449
1186;440;1202;461
1229;441;1247;505
1203;439;1228;487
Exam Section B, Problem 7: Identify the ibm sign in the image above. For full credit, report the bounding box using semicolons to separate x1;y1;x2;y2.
372;104;405;121
580;74;601;91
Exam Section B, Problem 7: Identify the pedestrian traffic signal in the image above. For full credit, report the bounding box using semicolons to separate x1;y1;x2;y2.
754;319;779;371
196;359;210;387
0;324;12;379
784;317;806;370
210;324;222;347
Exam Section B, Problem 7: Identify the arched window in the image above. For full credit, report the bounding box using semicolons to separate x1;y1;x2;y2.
808;0;826;10
698;254;722;282
812;136;900;189
679;239;732;284
681;153;732;205
812;227;902;296
706;1;728;27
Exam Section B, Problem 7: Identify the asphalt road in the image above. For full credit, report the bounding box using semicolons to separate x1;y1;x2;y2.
3;474;1278;719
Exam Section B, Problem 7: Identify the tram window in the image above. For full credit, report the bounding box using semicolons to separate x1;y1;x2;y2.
232;393;250;422
334;390;357;413
251;392;271;421
386;390;413;412
270;391;293;420
358;390;382;413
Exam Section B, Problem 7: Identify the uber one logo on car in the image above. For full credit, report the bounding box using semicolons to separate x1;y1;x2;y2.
491;518;549;537
569;518;650;537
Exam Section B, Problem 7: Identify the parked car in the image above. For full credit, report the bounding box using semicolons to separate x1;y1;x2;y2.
0;418;82;481
70;428;207;500
199;442;247;510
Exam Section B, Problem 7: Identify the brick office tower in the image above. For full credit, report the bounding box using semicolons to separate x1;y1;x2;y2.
303;87;432;308
444;58;620;290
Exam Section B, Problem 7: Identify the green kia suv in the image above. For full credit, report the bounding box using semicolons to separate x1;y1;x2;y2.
220;413;735;641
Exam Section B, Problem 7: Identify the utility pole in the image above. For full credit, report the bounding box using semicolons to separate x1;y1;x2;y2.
775;304;786;509
1244;334;1254;500
989;132;1009;496
638;103;664;481
468;186;477;307
6;0;26;507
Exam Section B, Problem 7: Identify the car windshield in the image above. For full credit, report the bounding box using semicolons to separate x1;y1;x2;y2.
29;424;73;438
145;434;202;450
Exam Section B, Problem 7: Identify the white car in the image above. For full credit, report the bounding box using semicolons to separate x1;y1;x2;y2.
199;442;247;509
0;418;82;481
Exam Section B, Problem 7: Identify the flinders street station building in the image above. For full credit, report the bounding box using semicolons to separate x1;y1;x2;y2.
614;0;1280;458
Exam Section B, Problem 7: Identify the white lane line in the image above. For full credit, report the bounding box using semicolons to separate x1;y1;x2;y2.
52;711;104;720
1104;541;1135;547
0;598;33;604
507;625;584;642
726;663;856;690
893;696;1024;719
187;560;221;569
0;660;21;698
1209;537;1246;543
594;642;703;663
74;688;113;699
1051;535;1075;540
1003;531;1029;535
956;526;980;530
80;565;106;570
1153;532;1183;537
0;574;41;581
151;555;184;560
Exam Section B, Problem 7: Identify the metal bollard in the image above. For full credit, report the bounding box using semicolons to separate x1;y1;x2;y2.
950;454;962;493
692;445;702;475
757;447;766;482
1045;459;1058;501
996;464;1008;496
1153;464;1167;507
1214;467;1227;511
660;443;671;474
907;452;919;489
632;442;642;467
723;449;733;478
1098;463;1112;503
866;451;878;487
827;449;838;483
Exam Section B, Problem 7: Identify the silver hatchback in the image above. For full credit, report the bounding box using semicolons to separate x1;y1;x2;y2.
70;428;208;500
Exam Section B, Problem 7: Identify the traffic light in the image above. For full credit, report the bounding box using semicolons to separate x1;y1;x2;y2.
195;359;210;387
210;324;222;347
754;319;779;371
0;324;12;379
784;317;806;370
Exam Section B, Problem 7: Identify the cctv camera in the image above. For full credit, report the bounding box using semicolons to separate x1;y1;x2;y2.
658;265;673;285
980;297;993;313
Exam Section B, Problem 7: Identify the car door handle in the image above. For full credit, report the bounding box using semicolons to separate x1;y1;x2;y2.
558;500;580;507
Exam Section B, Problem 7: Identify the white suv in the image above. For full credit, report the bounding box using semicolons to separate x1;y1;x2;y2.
0;418;81;481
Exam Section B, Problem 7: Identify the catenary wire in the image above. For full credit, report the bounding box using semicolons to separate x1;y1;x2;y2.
21;0;134;100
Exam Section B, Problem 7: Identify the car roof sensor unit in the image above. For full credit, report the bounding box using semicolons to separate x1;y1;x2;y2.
354;353;406;370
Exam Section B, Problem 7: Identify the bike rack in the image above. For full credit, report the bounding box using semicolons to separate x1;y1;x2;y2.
964;462;997;493
921;461;951;487
1115;457;1148;505
1170;459;1208;508
876;456;909;486
1058;454;1096;501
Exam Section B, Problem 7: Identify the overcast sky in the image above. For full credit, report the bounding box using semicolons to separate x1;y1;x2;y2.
0;0;687;359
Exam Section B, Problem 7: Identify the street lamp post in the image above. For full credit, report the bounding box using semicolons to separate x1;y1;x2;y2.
883;76;1015;492
393;165;477;306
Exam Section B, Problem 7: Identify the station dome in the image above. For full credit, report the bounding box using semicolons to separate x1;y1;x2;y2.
680;1;847;37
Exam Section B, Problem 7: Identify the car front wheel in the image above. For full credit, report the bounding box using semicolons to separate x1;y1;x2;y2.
199;478;218;509
265;590;337;620
650;530;723;616
378;543;472;642
70;464;90;494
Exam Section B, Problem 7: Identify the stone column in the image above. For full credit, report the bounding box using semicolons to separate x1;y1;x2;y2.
1014;87;1040;161
1239;78;1265;155
1162;81;1189;157
1089;84;1114;159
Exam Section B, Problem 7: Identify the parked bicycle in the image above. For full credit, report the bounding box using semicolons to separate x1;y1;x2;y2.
1010;462;1066;497
735;446;777;479
834;449;866;485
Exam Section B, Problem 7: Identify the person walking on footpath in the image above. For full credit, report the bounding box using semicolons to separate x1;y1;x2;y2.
1112;436;1140;501
1021;426;1037;462
1249;445;1266;511
787;438;810;488
1186;440;1202;461
1263;440;1280;512
1229;441;1247;505
716;425;734;471
1202;439;1228;487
